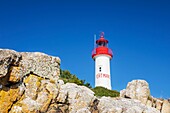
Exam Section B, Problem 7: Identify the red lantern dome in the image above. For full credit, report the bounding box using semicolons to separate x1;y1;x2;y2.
92;32;113;59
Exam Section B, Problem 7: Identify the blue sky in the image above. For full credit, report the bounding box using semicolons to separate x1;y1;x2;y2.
0;0;170;98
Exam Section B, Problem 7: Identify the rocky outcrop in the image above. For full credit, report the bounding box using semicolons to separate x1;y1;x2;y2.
120;80;150;104
0;49;168;113
0;49;60;113
120;80;170;113
0;49;60;85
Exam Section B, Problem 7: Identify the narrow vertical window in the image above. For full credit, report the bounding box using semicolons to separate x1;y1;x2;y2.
99;67;102;72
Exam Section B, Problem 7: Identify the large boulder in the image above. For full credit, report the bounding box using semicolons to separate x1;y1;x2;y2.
120;80;170;113
0;49;61;112
57;83;95;113
0;49;60;86
20;52;60;78
97;97;160;113
120;80;150;104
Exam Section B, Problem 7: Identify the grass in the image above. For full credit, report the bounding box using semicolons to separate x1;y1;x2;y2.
92;86;120;97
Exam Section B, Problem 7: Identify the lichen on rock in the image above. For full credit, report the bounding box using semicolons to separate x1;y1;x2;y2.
0;49;61;112
0;86;22;113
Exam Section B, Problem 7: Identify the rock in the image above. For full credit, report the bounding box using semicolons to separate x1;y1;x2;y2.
40;94;53;112
10;74;59;113
0;86;22;113
168;98;170;103
161;100;170;113
120;89;126;98
0;49;21;78
45;81;59;99
97;97;122;113
155;99;163;111
24;74;42;99
0;49;165;113
20;52;60;79
0;49;60;86
47;104;69;113
9;66;23;83
0;49;61;112
123;106;143;113
58;79;64;85
120;80;169;113
57;83;95;113
146;99;153;107
120;80;150;104
89;99;100;113
76;108;91;113
97;97;160;113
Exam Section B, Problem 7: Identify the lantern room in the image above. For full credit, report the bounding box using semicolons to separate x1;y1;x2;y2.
92;33;113;59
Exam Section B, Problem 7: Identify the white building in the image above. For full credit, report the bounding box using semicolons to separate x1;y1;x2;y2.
92;33;113;89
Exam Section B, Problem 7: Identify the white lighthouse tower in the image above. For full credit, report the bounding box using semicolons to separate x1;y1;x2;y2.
92;32;113;89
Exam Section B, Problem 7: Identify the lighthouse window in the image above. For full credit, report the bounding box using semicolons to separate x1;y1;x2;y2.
99;67;102;72
98;42;107;47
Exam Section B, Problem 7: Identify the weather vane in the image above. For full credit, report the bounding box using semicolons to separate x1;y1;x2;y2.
100;32;104;38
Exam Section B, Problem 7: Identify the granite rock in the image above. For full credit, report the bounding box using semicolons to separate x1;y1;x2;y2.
0;49;167;113
120;80;150;104
162;100;170;113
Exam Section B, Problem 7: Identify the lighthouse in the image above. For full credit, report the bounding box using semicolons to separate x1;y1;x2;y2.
92;32;113;89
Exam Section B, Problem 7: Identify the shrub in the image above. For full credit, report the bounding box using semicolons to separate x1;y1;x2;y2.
60;69;120;97
59;69;92;88
92;86;120;97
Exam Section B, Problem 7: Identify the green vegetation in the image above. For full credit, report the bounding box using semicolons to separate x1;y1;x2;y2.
59;69;91;88
59;69;119;97
92;86;120;97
